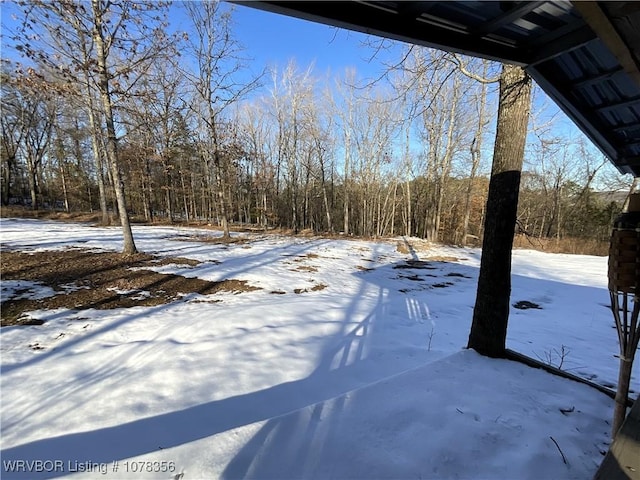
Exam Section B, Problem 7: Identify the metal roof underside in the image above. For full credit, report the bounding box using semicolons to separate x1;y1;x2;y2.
234;1;640;177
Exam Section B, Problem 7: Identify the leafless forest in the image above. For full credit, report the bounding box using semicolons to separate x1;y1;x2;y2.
1;1;633;254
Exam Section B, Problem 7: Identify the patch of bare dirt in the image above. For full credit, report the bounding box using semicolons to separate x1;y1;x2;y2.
0;249;260;326
446;272;471;278
398;274;423;281
432;282;454;288
425;255;460;262
356;265;374;272
294;284;327;294
176;235;253;246
396;238;428;255
152;257;213;267
513;300;542;310
393;258;460;270
290;266;318;273
393;260;437;270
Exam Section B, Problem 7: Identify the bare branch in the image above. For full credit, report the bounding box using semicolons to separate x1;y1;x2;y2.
445;52;500;84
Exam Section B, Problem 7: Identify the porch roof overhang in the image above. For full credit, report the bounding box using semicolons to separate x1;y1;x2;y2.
233;1;640;177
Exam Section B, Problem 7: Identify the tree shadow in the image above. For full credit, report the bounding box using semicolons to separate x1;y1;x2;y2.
1;249;441;479
1;247;618;480
221;257;457;479
219;257;624;479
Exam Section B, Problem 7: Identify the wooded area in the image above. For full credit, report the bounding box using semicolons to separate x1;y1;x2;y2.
1;1;633;253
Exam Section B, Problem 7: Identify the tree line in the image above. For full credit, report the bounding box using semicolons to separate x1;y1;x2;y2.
1;1;631;252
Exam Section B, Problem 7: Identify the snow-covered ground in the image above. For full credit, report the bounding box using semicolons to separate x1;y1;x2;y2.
0;218;636;479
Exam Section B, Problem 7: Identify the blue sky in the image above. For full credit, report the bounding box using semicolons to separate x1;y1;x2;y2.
168;0;399;83
227;3;388;77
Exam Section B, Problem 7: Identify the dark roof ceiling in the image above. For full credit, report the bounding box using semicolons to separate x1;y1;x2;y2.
233;1;640;177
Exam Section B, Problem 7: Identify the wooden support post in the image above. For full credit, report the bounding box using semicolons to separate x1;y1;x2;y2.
608;193;640;438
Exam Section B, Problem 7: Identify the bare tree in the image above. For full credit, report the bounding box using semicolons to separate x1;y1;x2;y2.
182;0;260;237
333;69;359;235
23;90;54;210
267;61;316;232
119;54;191;222
14;0;173;253
1;67;28;206
237;100;276;229
304;86;337;233
459;59;493;245
0;66;57;210
350;87;399;237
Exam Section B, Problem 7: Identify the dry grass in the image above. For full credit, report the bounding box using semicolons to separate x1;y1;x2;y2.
396;238;433;255
291;266;318;273
513;234;609;256
356;265;374;272
0;205;107;224
175;234;253;246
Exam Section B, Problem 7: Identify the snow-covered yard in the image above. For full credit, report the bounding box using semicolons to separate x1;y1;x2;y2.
1;218;637;479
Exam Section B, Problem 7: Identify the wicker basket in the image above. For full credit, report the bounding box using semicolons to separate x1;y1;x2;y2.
608;192;640;295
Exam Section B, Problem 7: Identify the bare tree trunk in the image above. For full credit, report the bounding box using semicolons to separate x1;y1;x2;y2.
58;157;70;213
61;170;70;212
24;112;51;211
391;182;397;235
164;165;174;222
92;0;137;254
212;149;230;238
179;166;190;221
404;180;412;236
78;25;110;224
303;152;311;230
165;186;173;222
402;118;413;237
343;121;352;235
468;64;532;358
85;105;110;225
434;77;459;242
321;161;333;232
26;158;38;210
262;191;268;229
462;61;489;245
1;139;16;206
462;138;479;244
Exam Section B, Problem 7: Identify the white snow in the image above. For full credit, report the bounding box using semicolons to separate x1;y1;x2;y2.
0;218;636;479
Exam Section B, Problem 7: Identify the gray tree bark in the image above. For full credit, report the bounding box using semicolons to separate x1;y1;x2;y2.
468;64;532;358
92;0;138;254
